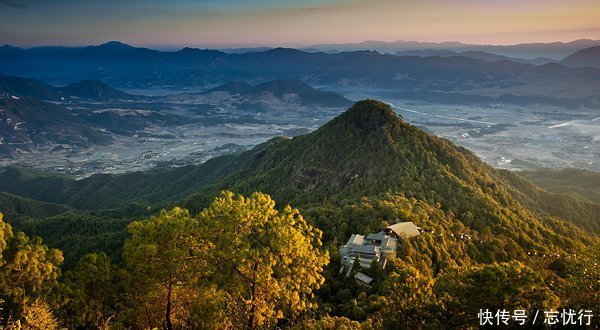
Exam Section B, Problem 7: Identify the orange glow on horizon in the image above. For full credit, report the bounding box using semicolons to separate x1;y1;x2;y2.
0;0;599;48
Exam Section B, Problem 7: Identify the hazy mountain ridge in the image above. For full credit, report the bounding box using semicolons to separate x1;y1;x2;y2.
238;79;353;107
0;74;136;101
58;80;135;100
205;81;253;94
0;75;194;156
561;45;600;68
395;49;554;65
307;38;600;59
2;42;600;108
0;97;113;156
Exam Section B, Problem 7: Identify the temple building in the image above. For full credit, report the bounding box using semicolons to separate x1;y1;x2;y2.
339;221;421;283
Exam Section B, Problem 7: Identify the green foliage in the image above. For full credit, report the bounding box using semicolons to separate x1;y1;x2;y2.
293;315;363;329
14;213;131;268
434;261;560;327
0;212;63;325
197;191;329;329
20;298;59;330
500;169;600;233
550;244;600;311
520;167;600;203
120;192;328;329
373;259;436;329
124;207;204;329
56;252;127;329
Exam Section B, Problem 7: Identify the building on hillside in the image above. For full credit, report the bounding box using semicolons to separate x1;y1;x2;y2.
354;272;374;285
339;221;420;279
384;221;421;239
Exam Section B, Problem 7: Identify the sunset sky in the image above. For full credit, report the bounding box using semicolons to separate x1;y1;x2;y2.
1;0;599;48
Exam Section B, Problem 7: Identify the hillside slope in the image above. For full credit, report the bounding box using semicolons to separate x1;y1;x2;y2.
0;74;136;101
1;100;597;274
0;100;595;245
0;75;61;100
0;98;113;156
240;79;353;107
519;168;600;203
562;45;600;68
182;100;597;234
0;191;71;221
58;80;134;99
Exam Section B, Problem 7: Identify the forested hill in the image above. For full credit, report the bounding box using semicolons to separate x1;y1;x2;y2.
0;100;597;236
519;168;600;203
0;100;596;244
180;100;597;237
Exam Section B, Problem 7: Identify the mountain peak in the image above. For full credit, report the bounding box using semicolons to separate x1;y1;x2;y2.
338;99;400;131
100;41;132;48
561;45;600;68
86;41;135;52
206;81;252;94
262;47;306;56
240;79;353;107
58;80;131;99
247;79;313;96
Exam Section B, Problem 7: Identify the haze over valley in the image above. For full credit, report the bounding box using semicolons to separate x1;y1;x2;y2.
1;41;599;175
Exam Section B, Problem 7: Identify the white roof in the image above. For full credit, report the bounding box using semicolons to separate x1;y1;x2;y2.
385;221;420;239
346;234;364;245
380;236;397;250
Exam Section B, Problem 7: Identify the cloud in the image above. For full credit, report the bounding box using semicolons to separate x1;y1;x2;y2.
0;0;28;9
301;7;321;11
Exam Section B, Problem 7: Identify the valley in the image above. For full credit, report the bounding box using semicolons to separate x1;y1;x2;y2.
3;81;597;176
0;78;348;176
1;43;599;177
382;100;599;171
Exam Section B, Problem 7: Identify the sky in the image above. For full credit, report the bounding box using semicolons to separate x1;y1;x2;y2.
1;0;600;48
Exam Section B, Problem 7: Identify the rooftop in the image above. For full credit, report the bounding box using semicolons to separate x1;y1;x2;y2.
366;231;387;242
346;234;365;245
351;244;380;255
385;221;420;239
380;236;397;250
354;272;374;284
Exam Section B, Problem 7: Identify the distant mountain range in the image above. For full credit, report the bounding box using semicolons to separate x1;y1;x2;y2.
305;39;600;60
1;41;600;108
395;49;554;65
0;75;353;157
0;75;187;156
561;46;600;68
0;97;113;157
206;81;253;94
0;75;136;101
